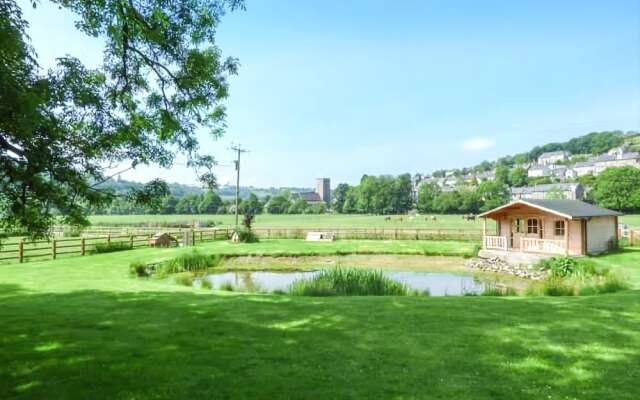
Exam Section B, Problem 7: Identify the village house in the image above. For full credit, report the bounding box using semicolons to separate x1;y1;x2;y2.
511;183;584;201
527;164;551;178
537;151;569;165
592;151;640;174
479;199;621;259
572;161;596;176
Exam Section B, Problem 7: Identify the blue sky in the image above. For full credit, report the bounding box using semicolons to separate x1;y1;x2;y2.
19;0;640;188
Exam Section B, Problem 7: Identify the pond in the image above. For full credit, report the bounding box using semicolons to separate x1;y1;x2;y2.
200;270;489;296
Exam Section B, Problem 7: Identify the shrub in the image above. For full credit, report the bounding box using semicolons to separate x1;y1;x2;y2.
536;257;602;278
174;272;193;286
219;282;234;291
200;279;213;290
289;267;410;297
93;241;132;254
234;227;259;243
272;289;286;295
129;261;149;277
158;250;221;276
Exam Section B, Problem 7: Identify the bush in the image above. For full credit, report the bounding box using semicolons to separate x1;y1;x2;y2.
289;267;411;297
200;278;212;290
158;250;221;276
536;257;602;278
129;261;150;277
174;272;193;286
219;282;234;291
93;241;132;254
234;227;259;243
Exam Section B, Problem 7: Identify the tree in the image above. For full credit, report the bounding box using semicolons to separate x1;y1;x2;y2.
161;195;179;214
332;183;350;214
433;191;462;214
391;173;413;213
508;167;529;187
592;167;640;211
0;0;244;237
288;199;309;214
239;193;262;215
476;181;510;212
416;183;440;213
307;203;327;214
495;163;510;185
265;194;291;214
197;191;223;214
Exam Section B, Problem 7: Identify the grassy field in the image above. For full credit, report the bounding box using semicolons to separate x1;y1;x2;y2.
0;242;639;398
87;212;640;229
88;213;490;229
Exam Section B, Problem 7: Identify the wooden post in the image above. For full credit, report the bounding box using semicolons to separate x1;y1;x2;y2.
81;238;85;256
19;241;24;263
107;234;111;246
482;218;487;249
130;235;134;249
52;239;57;260
564;218;569;256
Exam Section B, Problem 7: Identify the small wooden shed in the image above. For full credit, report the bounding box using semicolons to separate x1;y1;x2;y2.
149;232;177;248
478;199;622;256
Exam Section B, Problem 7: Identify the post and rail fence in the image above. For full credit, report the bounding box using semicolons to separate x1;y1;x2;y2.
0;227;483;265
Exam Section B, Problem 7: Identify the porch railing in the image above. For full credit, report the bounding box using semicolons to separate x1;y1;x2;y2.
520;237;566;255
483;235;507;251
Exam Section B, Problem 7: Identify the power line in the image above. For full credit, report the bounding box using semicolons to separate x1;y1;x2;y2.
230;144;249;229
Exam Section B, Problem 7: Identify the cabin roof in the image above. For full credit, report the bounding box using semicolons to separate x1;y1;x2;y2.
478;199;622;220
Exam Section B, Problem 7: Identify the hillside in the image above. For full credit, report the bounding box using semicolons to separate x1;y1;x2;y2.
96;178;311;200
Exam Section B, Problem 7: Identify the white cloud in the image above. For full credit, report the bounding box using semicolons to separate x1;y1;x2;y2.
461;137;496;152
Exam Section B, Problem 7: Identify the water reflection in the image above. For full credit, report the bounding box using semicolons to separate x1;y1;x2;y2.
202;270;489;296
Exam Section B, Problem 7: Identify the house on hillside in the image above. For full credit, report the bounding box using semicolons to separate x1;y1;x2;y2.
537;151;569;165
511;183;584;201
476;170;496;182
572;161;596;176
593;151;640;174
550;166;577;181
479;199;621;258
527;164;551;178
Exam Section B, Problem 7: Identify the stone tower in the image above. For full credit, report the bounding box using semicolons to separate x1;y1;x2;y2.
315;178;331;205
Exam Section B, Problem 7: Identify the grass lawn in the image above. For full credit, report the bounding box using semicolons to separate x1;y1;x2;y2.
88;213;491;230
0;244;639;399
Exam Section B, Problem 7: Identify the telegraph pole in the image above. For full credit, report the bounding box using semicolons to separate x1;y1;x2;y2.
230;144;249;229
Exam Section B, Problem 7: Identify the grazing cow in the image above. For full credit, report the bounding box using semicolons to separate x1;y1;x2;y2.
430;215;437;222
384;216;391;222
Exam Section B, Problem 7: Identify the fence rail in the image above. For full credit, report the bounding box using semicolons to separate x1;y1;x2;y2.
0;227;482;265
520;237;566;255
0;229;232;264
483;235;507;251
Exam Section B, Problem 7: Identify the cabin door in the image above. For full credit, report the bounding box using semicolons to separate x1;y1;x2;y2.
510;218;525;249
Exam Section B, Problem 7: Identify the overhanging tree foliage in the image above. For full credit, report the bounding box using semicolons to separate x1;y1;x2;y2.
0;0;243;237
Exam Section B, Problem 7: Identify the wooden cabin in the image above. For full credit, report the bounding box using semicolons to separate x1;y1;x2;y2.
478;199;622;257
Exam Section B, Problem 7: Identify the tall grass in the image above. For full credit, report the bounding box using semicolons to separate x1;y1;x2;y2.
157;250;222;277
288;267;412;297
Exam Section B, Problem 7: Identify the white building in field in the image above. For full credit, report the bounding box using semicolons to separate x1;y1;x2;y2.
537;151;570;165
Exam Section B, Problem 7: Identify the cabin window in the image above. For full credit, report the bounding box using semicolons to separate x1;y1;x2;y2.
527;218;539;234
554;221;565;236
512;219;523;233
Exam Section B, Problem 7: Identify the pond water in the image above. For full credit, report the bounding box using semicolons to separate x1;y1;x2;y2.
200;270;488;296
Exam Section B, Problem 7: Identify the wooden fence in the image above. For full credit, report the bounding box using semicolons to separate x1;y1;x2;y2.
0;229;231;264
619;227;639;246
0;227;482;265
